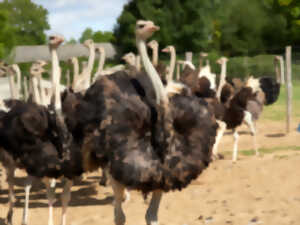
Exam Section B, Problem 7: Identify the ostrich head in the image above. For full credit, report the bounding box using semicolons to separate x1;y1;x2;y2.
95;46;105;55
200;52;208;58
122;52;136;65
135;20;160;41
216;57;228;65
68;57;78;65
83;39;94;48
30;61;48;77
161;45;174;53
0;63;14;77
0;63;9;77
147;40;158;49
49;35;64;49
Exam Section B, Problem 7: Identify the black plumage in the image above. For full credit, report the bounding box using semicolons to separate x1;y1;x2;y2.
79;68;217;193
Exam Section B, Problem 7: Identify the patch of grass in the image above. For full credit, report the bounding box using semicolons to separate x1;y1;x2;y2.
262;80;300;121
222;145;300;157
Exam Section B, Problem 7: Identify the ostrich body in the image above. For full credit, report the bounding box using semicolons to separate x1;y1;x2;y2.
79;20;217;225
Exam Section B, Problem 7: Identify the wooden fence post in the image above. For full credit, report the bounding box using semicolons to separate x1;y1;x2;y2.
285;46;292;133
185;52;193;63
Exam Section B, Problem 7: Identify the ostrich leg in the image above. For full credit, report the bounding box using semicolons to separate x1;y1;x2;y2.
232;129;239;162
44;178;57;225
111;177;126;225
60;178;73;225
6;166;15;225
145;190;163;225
212;120;227;160
21;176;33;225
243;111;259;156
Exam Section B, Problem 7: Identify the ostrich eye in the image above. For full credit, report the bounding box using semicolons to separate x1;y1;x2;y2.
138;24;145;29
49;36;55;40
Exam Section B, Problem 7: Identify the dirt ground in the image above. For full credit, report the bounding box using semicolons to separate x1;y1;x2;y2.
0;119;300;225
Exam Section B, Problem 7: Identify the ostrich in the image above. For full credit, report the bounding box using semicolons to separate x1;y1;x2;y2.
0;35;85;225
92;46;125;81
0;61;50;225
80;20;217;225
161;45;176;82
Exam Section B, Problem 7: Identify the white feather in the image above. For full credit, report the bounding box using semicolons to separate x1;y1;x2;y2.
198;65;217;90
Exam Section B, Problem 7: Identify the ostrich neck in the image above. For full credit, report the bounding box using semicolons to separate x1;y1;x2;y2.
73;58;79;79
38;76;46;106
50;48;62;110
13;65;21;99
167;48;176;83
23;76;29;100
136;55;141;71
8;74;17;99
152;46;158;67
216;61;227;100
137;39;167;104
96;50;105;75
32;76;41;104
86;45;95;81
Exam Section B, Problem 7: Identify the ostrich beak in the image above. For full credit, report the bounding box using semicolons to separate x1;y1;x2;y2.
161;48;169;53
149;25;160;32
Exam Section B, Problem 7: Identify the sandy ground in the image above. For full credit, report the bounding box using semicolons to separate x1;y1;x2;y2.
0;119;300;225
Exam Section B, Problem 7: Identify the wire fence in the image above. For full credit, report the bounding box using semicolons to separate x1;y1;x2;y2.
176;46;300;81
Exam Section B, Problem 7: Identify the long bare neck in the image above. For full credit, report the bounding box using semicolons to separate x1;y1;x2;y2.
216;61;227;100
50;48;61;110
12;64;21;98
96;50;105;75
23;76;29;100
137;39;168;104
8;74;17;99
86;44;95;81
176;63;180;80
136;55;141;71
31;75;41;104
152;45;158;67
73;58;79;79
38;75;47;105
167;47;176;83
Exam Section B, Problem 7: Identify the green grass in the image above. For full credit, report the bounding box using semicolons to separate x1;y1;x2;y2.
262;80;300;121
222;145;300;157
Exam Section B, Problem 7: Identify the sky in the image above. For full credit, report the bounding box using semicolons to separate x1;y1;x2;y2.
32;0;129;41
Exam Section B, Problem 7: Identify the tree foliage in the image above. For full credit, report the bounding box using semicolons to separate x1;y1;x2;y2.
0;0;50;46
114;0;300;57
79;28;116;43
0;10;16;58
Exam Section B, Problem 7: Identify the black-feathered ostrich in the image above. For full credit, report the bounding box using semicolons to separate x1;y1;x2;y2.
78;20;217;225
0;35;85;225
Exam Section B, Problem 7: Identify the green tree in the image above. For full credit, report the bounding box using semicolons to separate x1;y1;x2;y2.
79;28;94;43
93;31;115;43
67;38;77;44
79;28;116;43
0;10;16;58
0;0;50;45
114;0;215;56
